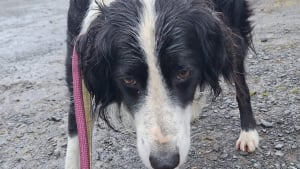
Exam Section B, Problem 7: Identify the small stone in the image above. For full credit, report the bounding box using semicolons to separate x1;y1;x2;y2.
254;162;262;169
295;163;300;168
260;108;268;112
284;110;291;115
291;145;297;149
61;143;67;148
282;163;287;169
260;119;273;128
235;165;242;169
229;103;238;108
261;38;268;43
278;133;283;137
275;151;284;157
212;144;220;152
220;153;228;159
275;143;284;150
295;126;300;131
275;163;281;169
225;115;231;119
239;151;249;156
265;151;271;156
211;155;218;161
285;130;291;134
49;116;61;122
54;149;61;158
279;73;287;78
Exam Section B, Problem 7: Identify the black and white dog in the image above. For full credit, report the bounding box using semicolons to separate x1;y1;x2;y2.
65;0;259;168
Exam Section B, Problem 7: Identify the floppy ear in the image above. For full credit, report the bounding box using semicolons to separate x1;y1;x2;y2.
75;18;118;106
188;5;234;96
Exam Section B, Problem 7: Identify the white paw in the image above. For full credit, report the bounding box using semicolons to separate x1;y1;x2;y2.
65;136;80;169
236;130;259;152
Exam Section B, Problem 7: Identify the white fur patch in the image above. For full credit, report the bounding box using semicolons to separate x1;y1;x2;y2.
80;0;116;35
65;136;80;169
191;88;207;121
136;0;192;167
136;2;162;167
236;130;259;152
175;105;192;165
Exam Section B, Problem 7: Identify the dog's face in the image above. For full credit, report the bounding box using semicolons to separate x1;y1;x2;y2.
77;0;232;168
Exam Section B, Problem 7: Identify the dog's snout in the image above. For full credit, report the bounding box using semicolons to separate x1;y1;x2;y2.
149;151;180;169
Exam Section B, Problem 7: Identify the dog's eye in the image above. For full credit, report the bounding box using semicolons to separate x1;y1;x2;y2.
176;70;191;81
122;78;137;87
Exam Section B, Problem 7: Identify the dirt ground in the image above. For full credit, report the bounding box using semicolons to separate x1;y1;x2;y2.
0;0;299;169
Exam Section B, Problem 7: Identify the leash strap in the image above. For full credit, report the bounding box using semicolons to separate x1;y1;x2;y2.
82;79;92;168
72;47;91;169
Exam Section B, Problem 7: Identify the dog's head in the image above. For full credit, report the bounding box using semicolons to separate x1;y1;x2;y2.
77;0;234;168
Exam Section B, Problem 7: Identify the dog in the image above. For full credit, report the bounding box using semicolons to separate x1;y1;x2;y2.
65;0;259;168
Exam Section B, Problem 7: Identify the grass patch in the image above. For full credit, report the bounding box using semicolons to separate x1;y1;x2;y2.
290;88;299;95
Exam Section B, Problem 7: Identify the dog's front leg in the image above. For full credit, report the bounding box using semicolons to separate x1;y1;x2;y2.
234;63;259;152
65;102;80;169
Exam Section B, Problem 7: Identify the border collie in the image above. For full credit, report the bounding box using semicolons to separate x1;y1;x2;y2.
65;0;259;168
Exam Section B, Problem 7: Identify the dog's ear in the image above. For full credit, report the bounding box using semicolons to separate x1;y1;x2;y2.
188;4;234;96
76;19;117;106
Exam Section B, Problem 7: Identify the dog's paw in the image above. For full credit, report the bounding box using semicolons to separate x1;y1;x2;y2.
65;136;80;169
236;130;259;152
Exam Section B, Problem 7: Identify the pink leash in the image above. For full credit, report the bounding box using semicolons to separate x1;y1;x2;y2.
72;47;91;169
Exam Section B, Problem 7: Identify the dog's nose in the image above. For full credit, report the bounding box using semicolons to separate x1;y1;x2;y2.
149;151;180;169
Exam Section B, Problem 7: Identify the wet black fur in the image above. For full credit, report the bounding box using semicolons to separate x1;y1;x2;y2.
66;0;256;136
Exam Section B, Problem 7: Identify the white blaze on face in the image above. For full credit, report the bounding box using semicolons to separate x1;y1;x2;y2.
136;0;192;167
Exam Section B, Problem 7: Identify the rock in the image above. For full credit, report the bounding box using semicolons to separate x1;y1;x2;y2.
295;125;300;131
291;145;297;149
285;109;292;114
254;162;262;169
239;151;249;156
54;149;61;158
220;153;228;159
295;163;300;168
260;119;273;128
235;165;242;169
275;151;284;157
274;143;284;150
212;144;220;152
261;38;268;43
285;130;291;134
275;163;281;169
265;151;271;156
49;116;62;122
281;163;287;169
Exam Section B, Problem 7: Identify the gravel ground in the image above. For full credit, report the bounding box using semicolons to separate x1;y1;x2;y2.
0;0;299;169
